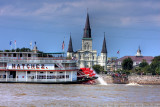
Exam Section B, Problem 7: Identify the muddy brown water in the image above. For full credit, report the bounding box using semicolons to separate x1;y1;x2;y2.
0;83;160;106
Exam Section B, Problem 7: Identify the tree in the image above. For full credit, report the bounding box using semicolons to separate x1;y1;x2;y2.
4;50;10;52
139;60;148;68
155;65;160;75
20;47;31;52
150;56;160;75
92;65;104;74
16;48;20;52
135;60;149;75
122;57;133;70
142;65;152;75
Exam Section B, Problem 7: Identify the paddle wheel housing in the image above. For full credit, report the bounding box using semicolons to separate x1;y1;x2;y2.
77;68;98;84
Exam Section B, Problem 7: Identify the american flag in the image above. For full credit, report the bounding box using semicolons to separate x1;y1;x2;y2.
14;40;16;45
30;41;32;46
62;41;64;50
10;41;12;45
117;50;120;54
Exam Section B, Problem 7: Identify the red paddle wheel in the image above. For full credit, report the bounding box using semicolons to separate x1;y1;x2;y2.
77;68;98;84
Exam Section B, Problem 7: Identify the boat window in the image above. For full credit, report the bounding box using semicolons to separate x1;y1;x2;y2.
50;72;53;73
8;53;11;57
66;75;69;78
20;53;22;57
27;71;30;74
13;53;16;57
40;72;43;74
59;72;63;73
28;54;31;57
4;53;7;56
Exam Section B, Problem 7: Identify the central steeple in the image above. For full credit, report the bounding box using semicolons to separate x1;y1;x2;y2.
83;13;91;38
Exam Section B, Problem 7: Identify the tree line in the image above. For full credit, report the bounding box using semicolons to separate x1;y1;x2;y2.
118;56;160;75
92;56;160;75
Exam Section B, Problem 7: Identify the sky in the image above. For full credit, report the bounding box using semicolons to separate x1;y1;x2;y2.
0;0;160;58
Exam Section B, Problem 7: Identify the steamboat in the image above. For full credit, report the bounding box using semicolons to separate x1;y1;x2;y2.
0;45;97;84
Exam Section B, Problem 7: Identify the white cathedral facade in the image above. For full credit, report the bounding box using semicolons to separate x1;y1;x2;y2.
67;13;107;70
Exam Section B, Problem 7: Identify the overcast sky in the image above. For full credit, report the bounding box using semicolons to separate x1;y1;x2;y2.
0;0;160;57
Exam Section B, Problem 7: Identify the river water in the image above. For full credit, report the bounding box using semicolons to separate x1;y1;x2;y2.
0;83;160;107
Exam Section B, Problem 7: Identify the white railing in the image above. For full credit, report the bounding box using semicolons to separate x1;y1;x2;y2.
0;57;77;63
0;78;73;82
0;67;78;70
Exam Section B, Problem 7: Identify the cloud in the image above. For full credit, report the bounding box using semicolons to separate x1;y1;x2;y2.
0;0;160;27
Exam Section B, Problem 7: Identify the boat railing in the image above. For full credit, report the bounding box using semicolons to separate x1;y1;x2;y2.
0;78;72;82
0;57;77;63
0;67;79;70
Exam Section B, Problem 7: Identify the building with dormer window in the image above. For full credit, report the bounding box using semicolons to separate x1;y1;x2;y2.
115;46;154;70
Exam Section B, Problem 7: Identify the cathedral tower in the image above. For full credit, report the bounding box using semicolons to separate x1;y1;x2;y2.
100;33;107;70
67;35;74;58
82;13;92;51
136;46;142;56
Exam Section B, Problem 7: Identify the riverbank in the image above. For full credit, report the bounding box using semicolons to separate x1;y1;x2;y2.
99;75;160;85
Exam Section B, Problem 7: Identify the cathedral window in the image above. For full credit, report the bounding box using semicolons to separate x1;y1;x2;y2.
84;42;90;50
87;45;89;50
84;45;86;50
118;61;121;65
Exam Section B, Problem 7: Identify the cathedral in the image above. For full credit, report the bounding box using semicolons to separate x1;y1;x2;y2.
67;13;107;70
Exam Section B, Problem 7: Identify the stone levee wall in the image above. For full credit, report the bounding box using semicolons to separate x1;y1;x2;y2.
128;75;160;85
98;75;160;85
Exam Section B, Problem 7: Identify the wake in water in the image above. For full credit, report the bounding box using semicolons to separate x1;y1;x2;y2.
126;82;141;86
97;75;107;85
92;69;107;85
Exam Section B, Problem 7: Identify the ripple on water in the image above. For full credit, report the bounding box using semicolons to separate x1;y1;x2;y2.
0;83;159;106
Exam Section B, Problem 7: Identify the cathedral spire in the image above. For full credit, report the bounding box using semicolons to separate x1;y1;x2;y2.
67;35;73;52
101;33;107;53
136;46;142;56
83;12;91;38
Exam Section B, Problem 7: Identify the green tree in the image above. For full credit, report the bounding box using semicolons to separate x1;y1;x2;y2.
155;65;160;75
92;65;104;74
4;50;10;52
20;47;31;52
122;57;133;70
142;65;152;75
11;49;15;52
16;48;20;52
150;56;160;75
139;60;148;68
135;60;149;75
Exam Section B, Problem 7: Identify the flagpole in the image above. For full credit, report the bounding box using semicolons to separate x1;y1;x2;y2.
63;36;65;52
30;41;32;50
63;36;65;57
10;41;12;50
15;40;16;52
